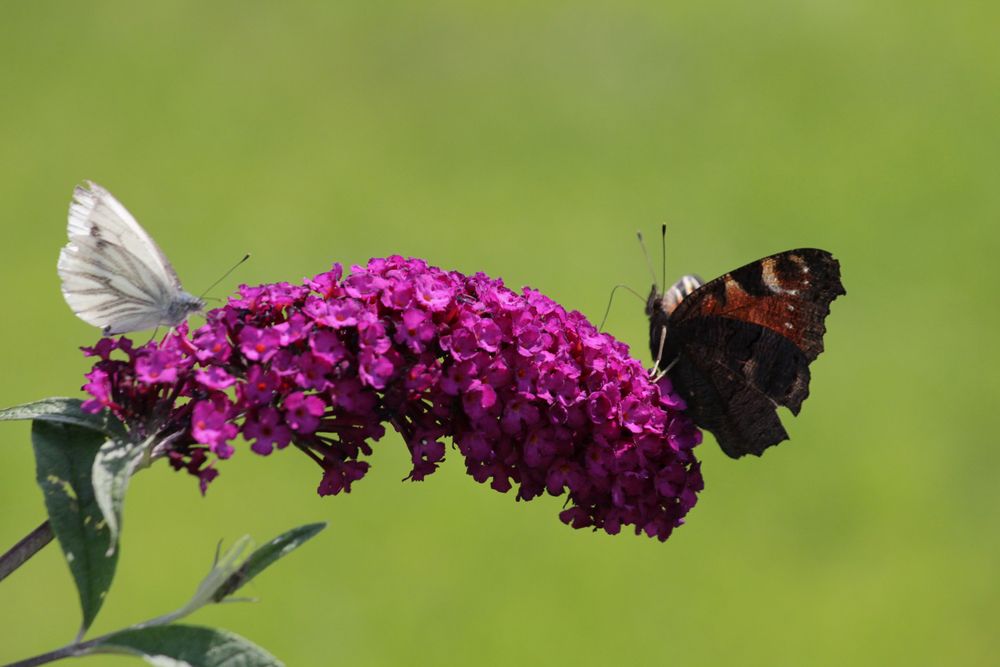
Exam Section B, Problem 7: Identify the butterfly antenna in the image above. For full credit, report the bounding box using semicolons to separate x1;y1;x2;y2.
636;231;659;290
660;223;667;291
199;253;251;299
598;283;646;331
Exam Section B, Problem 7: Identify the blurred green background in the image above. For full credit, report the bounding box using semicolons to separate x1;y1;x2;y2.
1;2;997;665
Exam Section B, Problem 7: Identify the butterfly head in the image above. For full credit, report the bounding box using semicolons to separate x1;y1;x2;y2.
165;291;206;327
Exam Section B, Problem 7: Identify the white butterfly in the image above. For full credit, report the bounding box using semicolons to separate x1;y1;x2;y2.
58;181;204;335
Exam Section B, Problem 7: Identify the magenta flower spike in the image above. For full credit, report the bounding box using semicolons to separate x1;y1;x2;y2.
81;257;704;540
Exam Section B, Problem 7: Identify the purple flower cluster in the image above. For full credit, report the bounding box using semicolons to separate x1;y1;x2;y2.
82;257;704;540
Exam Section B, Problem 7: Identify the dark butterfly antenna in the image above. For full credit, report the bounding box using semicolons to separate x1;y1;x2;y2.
199;253;251;300
598;283;646;331
636;231;659;290
660;223;667;291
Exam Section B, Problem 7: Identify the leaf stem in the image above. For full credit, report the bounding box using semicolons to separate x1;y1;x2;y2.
0;520;53;583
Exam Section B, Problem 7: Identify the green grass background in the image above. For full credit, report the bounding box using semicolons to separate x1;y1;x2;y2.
1;2;997;665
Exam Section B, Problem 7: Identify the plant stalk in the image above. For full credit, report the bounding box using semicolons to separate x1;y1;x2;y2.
0;520;53;583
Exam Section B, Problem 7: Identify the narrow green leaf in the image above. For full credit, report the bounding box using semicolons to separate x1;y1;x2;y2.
1;397;126;439
86;624;283;667
32;421;118;635
158;536;255;625
143;523;327;628
213;523;327;601
92;436;151;553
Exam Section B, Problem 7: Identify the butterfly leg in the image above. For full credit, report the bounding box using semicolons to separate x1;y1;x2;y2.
651;356;679;383
649;324;668;376
145;327;162;345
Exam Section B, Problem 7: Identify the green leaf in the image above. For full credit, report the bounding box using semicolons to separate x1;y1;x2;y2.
4;398;140;555
86;624;283;667
143;523;327;628
213;523;327;602
92;436;153;553
32;421;118;636
164;536;256;624
1;397;126;439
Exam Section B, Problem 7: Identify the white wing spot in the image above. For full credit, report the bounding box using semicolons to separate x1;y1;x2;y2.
785;322;794;329
787;304;796;312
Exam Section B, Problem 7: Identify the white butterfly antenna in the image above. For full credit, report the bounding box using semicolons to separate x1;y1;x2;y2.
598;284;646;331
199;253;251;301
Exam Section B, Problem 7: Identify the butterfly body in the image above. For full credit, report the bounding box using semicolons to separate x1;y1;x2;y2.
58;182;204;335
647;249;844;458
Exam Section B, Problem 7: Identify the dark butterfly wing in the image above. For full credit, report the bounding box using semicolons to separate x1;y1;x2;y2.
666;317;808;457
657;249;844;458
671;248;843;362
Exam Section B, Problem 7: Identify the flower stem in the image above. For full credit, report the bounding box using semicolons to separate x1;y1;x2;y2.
0;520;53;583
1;642;87;667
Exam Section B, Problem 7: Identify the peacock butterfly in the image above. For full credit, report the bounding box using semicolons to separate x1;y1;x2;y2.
646;241;845;458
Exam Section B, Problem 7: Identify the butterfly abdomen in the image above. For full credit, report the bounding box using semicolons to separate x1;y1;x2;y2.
662;274;704;316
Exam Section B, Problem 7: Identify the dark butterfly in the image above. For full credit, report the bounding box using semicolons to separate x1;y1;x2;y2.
646;247;845;458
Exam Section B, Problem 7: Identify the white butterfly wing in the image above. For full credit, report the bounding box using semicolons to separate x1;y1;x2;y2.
58;182;199;334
